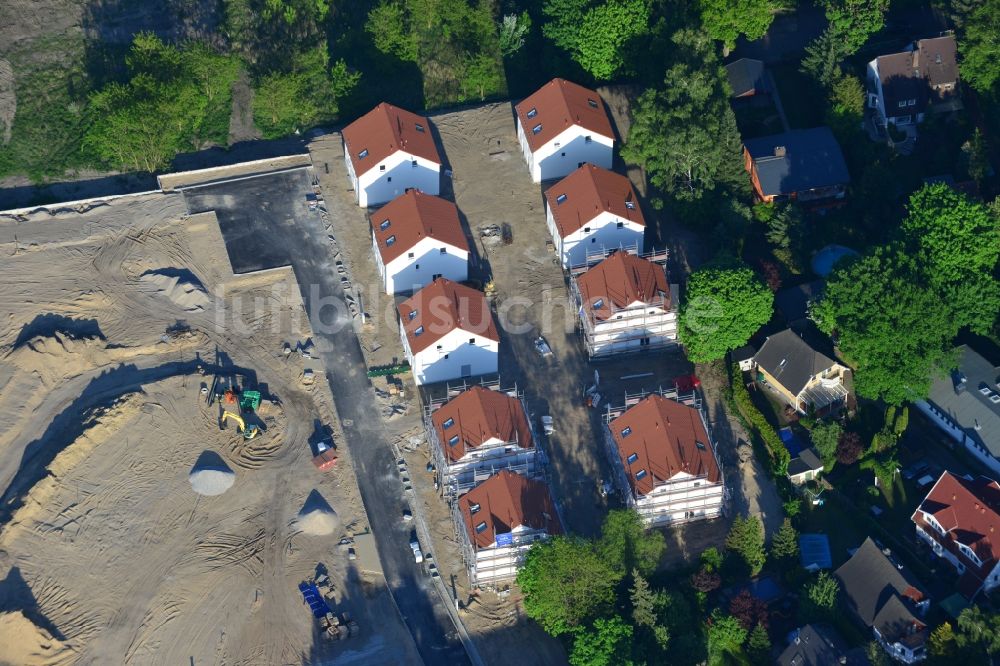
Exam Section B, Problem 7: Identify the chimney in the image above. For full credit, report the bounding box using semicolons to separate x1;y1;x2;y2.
774;145;786;158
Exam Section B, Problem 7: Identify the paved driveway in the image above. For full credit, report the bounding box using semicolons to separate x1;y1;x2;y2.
183;168;470;666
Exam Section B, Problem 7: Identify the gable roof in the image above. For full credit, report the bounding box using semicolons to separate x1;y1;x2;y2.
753;328;840;397
431;386;533;464
834;538;927;643
917;36;958;89
744;127;850;196
458;470;562;549
545;164;645;238
370;190;468;264
874;51;930;117
515;78;615;153
788;447;824;477
924;345;1000;458
576;252;669;320
398;278;499;354
912;471;1000;583
342;103;441;178
609;395;721;497
777;624;862;666
725;58;766;97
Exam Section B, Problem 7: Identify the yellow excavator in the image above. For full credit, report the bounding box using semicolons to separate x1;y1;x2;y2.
222;410;259;439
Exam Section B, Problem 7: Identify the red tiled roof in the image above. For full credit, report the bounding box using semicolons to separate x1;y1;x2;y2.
515;78;615;152
431;386;533;463
458;470;561;549
342;103;441;177
576;252;669;321
371;191;469;264
544;164;645;238
398;278;499;354
609;395;721;497
912;471;1000;589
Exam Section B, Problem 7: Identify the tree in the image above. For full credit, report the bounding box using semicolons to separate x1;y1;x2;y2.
598;509;665;576
701;546;724;571
747;622;771;663
958;0;1000;93
810;421;842;469
517;536;622;636
826;73;865;141
570;615;634;666
499;12;531;56
800;29;851;87
891;406;909;436
542;0;590;53
707;610;748;663
726;514;767;576
836;431;863;465
542;0;649;79
955;607;1000;656
802;571;839;620
865;640;891;666
459;53;504;102
366;1;419;62
622;30;745;201
729;590;769;630
929;622;958;661
631;571;670;650
680;265;774;362
770;518;799;561
699;0;776;50
824;0;889;54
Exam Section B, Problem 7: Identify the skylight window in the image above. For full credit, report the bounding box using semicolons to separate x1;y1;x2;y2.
448;434;460;446
415;123;425;132
443;417;455;429
587;98;598;109
625;200;636;210
470;502;481;514
380;219;391;230
386;235;396;246
475;521;488;533
359;149;369;159
414;325;425;336
527;107;537;119
556;193;567;204
532;123;542;135
408;309;417;320
636;469;647;480
696;441;706;451
621;426;632;437
627;452;638;464
593;298;604;309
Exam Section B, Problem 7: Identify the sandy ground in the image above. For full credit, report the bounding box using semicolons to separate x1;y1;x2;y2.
0;189;420;664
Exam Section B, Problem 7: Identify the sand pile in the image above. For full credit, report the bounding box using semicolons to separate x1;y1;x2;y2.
0;611;73;665
295;490;339;535
189;451;235;496
139;271;210;311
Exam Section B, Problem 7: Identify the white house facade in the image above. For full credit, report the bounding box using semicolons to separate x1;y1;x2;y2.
544;164;645;268
397;278;499;386
604;394;725;527
370;190;469;294
514;78;615;183
342;103;442;208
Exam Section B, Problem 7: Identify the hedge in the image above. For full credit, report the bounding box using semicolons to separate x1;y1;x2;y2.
729;364;791;476
366;362;410;378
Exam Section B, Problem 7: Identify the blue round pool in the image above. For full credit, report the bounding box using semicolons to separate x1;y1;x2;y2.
811;244;860;277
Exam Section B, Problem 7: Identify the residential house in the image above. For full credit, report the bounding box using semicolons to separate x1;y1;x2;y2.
752;328;851;415
778;624;869;666
912;471;1000;600
603;394;725;526
370;190;469;294
835;537;929;663
743;127;850;204
867;36;960;128
774;280;823;328
514;78;615;183
725;58;767;98
544;164;645;268
787;447;824;485
731;344;757;373
454;470;562;587
397;278;499;386
342;103;441;208
570;251;677;357
915;345;1000;477
427;385;541;497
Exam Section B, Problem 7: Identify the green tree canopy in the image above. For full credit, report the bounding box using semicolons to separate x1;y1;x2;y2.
517;536;622;636
542;0;650;79
622;30;745;201
810;421;843;469
802;571;840;620
699;0;776;50
958;0;1000;93
823;0;889;54
770;518;799;561
597;509;665;576
726;514;767;576
679;264;774;362
707;610;748;663
955;607;1000;657
570;615;635;666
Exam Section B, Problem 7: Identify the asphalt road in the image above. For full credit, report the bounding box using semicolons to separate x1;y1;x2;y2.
184;169;470;666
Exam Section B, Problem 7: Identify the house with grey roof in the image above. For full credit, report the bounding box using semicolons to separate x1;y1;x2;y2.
751;328;851;415
835;537;929;663
867;35;960;129
725;58;766;98
743;127;849;204
915;345;1000;478
778;623;869;666
787;446;824;485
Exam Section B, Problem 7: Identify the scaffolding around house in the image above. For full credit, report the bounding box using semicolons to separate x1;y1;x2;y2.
566;243;668;277
424;380;546;499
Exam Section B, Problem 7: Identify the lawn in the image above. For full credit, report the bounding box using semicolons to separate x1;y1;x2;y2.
769;64;825;130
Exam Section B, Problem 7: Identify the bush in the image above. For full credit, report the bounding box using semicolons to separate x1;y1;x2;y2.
730;364;791;475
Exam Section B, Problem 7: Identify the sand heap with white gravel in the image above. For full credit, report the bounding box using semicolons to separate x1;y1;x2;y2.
189;453;236;496
138;271;210;311
294;491;339;535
